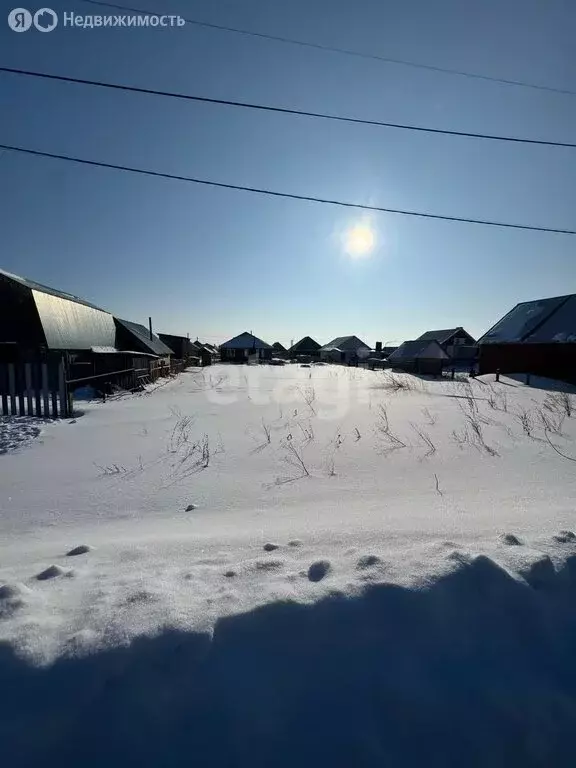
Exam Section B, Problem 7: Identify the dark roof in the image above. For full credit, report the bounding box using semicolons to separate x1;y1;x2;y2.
0;268;117;350
0;267;107;312
388;339;449;361
320;335;370;351
115;318;173;356
220;331;272;350
416;327;475;344
289;336;321;353
479;294;576;344
272;342;287;351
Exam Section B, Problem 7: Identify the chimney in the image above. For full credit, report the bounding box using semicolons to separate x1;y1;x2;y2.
375;341;382;353
149;317;153;340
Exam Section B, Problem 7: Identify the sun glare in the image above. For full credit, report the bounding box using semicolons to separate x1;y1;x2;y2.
343;222;376;258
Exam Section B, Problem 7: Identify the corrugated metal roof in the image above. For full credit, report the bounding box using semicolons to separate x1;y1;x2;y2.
388;340;449;361
32;290;117;350
320;335;370;351
479;294;574;344
0;268;107;312
115;318;173;356
220;332;272;350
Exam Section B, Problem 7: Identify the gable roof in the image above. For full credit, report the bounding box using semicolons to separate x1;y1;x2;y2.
320;335;370;351
388;339;449;361
115;318;173;357
416;327;475;344
479;294;576;344
272;341;287;351
289;336;321;353
220;331;272;350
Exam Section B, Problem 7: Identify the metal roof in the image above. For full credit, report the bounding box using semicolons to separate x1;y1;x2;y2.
0;267;107;312
388;340;449;361
479;294;576;344
220;332;272;350
320;335;370;351
32;289;117;351
115;318;173;356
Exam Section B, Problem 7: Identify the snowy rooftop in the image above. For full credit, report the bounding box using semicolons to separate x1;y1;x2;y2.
479;294;576;344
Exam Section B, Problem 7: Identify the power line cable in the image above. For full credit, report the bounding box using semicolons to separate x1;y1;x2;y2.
2;66;575;149
81;0;576;97
1;142;574;235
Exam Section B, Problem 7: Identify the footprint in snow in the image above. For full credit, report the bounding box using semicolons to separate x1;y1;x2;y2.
36;565;68;581
263;542;280;552
308;560;331;582
288;539;302;548
66;544;93;557
356;554;381;570
255;559;284;572
553;530;576;544
501;533;523;546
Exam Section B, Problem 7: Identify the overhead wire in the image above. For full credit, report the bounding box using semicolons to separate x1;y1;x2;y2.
2;67;575;149
81;0;576;97
1;142;574;235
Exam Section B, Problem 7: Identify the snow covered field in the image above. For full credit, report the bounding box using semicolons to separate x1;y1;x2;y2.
2;363;576;766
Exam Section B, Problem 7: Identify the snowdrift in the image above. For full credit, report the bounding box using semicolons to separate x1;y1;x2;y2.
2;551;576;768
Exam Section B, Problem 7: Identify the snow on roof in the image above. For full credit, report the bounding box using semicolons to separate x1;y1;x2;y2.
388;339;449;361
115;318;173;357
320;335;370;351
479;294;576;344
220;332;272;349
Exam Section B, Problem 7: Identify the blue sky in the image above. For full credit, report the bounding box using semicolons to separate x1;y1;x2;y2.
1;0;575;347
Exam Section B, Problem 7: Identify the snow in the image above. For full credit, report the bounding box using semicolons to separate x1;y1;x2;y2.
2;364;576;765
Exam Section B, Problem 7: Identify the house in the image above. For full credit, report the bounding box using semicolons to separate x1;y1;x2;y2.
272;342;287;353
114;319;172;361
288;336;321;360
319;336;371;365
416;327;477;362
0;268;168;409
0;267;117;363
387;339;450;375
190;341;215;367
158;333;193;361
478;293;576;383
219;332;273;363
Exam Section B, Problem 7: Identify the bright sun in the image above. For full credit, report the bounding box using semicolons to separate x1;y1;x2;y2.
343;223;376;258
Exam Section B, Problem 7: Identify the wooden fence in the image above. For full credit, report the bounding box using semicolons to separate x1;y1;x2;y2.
0;359;71;419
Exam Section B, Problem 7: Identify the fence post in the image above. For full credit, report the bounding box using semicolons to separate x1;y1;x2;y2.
41;364;50;417
526;372;531;386
25;363;33;416
8;364;16;415
451;368;455;380
495;368;500;382
58;360;69;417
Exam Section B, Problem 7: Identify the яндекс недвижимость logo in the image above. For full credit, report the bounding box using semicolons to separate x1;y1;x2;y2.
8;7;58;31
